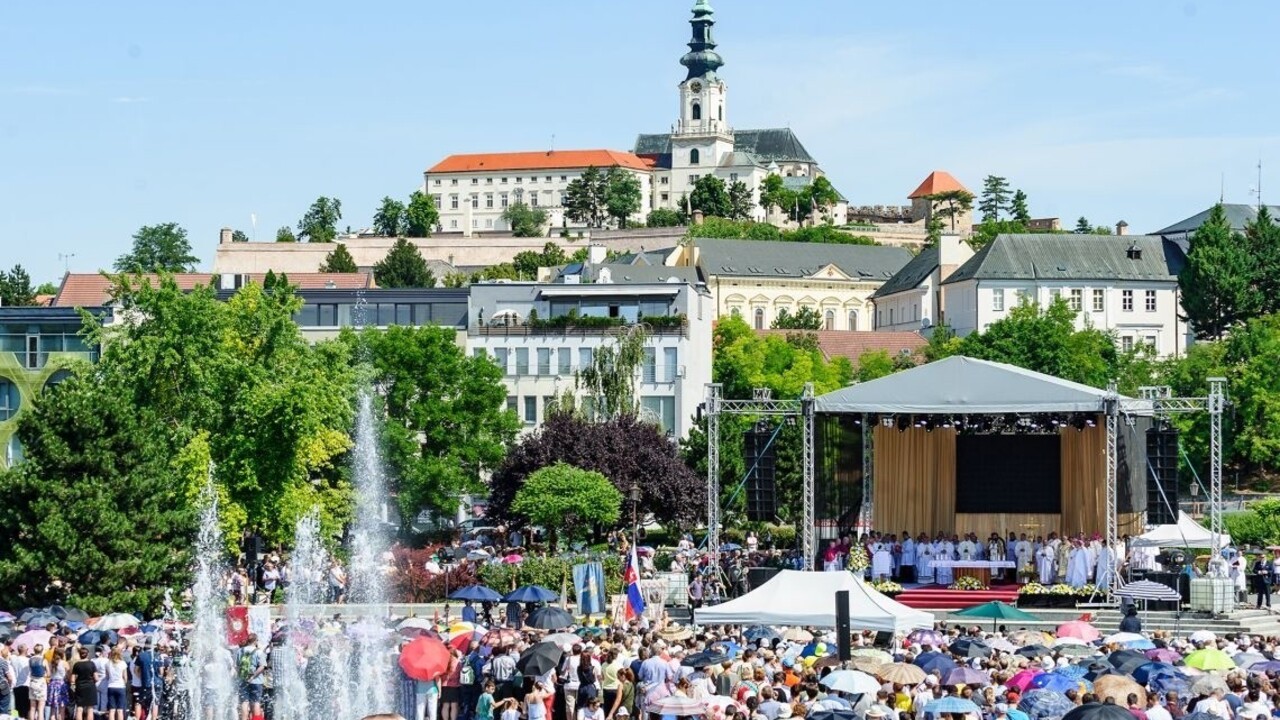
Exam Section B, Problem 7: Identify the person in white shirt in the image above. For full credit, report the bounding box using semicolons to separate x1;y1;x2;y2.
1192;689;1231;720
900;535;916;583
1144;693;1172;720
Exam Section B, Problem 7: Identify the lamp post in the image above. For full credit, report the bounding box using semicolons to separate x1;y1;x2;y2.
630;485;642;552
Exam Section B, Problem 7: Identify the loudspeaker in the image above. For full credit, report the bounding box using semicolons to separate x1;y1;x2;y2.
1146;427;1180;526
747;567;780;592
243;534;262;567
744;427;777;521
835;590;851;661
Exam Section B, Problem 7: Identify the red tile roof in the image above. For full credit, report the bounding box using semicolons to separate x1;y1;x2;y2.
756;329;928;364
907;170;970;199
427;149;651;174
53;272;373;308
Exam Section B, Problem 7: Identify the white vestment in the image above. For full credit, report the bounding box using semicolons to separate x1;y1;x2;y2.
1015;541;1033;571
957;541;976;561
917;545;935;583
872;543;893;579
935;543;955;585
1036;546;1056;585
1066;547;1090;587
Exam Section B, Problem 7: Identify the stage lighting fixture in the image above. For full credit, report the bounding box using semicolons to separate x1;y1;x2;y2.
895;414;908;432
1071;415;1087;431
881;415;894;428
924;417;936;433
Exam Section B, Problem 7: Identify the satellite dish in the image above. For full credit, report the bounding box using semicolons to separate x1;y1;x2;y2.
920;317;932;329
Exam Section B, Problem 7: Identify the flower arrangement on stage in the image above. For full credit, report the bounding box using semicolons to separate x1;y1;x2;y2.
847;545;870;574
869;580;903;594
1018;582;1099;597
949;576;987;591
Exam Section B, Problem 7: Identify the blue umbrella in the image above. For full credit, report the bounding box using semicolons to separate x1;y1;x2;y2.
1121;638;1156;650
1030;672;1086;694
1053;665;1088;681
924;697;980;715
914;653;957;674
24;612;60;627
1018;689;1075;720
807;710;857;720
1149;672;1190;697
1131;662;1181;686
502;585;558;603
722;543;742;551
451;585;503;603
744;626;780;643
713;640;742;658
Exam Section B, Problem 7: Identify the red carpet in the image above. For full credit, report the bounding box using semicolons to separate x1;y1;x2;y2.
894;585;1020;610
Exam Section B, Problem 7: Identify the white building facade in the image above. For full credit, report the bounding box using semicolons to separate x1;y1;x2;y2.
871;233;974;333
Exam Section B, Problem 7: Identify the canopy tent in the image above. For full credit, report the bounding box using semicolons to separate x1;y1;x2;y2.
694;570;934;632
1131;510;1230;549
815;356;1138;415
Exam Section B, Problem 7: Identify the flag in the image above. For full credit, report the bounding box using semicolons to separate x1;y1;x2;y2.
226;605;249;646
624;547;646;620
574;562;606;616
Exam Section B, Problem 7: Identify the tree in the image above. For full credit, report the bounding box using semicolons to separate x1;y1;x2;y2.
276;226;297;243
374;238;435;288
372;196;407;237
927;190;974;232
759;174;796;217
510;463;622;550
231;230;249;243
319;243;359;273
689;175;732;218
686;217;782;241
1179;204;1257;340
970;219;1028;250
0;265;37;306
404;190;439;237
1010;189;1031;224
34;281;58;297
802;176;840;218
579;326;649;419
502;202;548;237
512;242;567;280
728;181;754;221
297;196;343;243
771;306;823;330
604;168;642;228
489;413;704;527
564;166;608;228
647;208;684;227
0;374;197;614
442;272;468;288
782;225;875;245
925;214;945;246
356;326;518;528
114;222;199;273
978;175;1011;223
957;298;1119;388
1244;206;1280;315
1074;216;1092;234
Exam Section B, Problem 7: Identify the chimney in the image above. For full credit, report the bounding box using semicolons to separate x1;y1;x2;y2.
1115;220;1129;236
587;243;608;265
692;209;705;226
219;227;233;244
937;233;972;281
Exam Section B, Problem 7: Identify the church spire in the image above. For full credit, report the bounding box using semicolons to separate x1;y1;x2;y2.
679;0;723;81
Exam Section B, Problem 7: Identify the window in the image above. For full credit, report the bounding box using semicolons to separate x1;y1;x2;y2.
506;396;517;414
501;193;509;208
889;308;895;325
530;194;539;207
472;219;478;228
578;347;593;370
660;193;669;202
848;310;858;331
1144;335;1158;349
501;177;507;184
690;148;700;165
689;174;700;184
1092;289;1105;312
473;348;486;359
545;176;552;182
640;396;677;435
450;195;459;210
470;195;479;209
485;194;494;208
642;347;657;383
557;348;571;375
484;219;493;229
516;177;523;184
729;173;738;182
433;179;441;186
485;177;493;185
450;178;458;186
0;379;19;421
432;194;442;209
1050;288;1061;301
663;347;678;382
395;304;412;325
450;219;457;229
530;176;538;184
5;436;21;466
1069;288;1083;312
471;178;478;185
559;192;567;206
536;348;551;375
1145;290;1157;312
660;177;669;185
753;307;764;330
1122;290;1134;311
691;102;702;121
1121;336;1134;352
515;347;529;375
560;175;567;181
824;309;835;330
992;289;1005;312
523;396;537;425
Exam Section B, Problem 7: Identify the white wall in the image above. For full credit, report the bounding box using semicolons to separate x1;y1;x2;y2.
715;276;877;331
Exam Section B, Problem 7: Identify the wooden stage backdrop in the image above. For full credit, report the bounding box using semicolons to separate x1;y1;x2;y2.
871;424;1141;540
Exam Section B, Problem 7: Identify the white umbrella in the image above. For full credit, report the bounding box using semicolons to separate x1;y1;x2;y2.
820;670;881;695
93;613;141;631
1103;632;1146;645
1189;630;1217;644
1190;673;1228;695
1053;636;1088;646
543;632;580;650
397;618;435;631
646;696;707;717
1114;580;1181;601
783;628;814;642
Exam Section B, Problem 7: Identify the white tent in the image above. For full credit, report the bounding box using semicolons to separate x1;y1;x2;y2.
694;570;934;633
1131;510;1231;549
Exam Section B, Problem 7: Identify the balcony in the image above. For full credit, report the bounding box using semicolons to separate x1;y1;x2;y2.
2;350;99;371
473;314;688;338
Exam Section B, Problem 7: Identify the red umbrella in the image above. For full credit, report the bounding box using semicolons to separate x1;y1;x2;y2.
399;636;450;681
448;630;483;653
483;628;520;647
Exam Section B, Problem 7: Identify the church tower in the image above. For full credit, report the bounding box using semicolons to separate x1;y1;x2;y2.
672;0;733;174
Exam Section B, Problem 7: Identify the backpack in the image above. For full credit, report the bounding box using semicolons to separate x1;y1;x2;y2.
460;656;476;686
237;649;256;683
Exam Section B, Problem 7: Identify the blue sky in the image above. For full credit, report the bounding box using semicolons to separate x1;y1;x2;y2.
2;1;1277;284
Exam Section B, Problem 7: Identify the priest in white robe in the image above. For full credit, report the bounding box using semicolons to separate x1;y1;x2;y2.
1015;534;1034;576
872;541;893;581
900;534;917;583
917;537;935;584
1095;541;1115;591
1066;541;1090;587
1036;543;1056;584
935;537;956;585
957;535;978;562
1055;538;1071;583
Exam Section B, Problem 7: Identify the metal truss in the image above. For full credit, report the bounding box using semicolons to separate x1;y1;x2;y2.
861;413;873;532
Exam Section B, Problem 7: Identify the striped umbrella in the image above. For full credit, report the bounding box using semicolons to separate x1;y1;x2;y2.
1114;580;1181;600
924;697;980;716
908;629;945;647
1019;689;1075;720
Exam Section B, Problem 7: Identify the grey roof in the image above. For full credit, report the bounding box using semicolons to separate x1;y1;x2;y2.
719;150;765;169
871;244;938;299
633;127;817;165
613;248;677;267
555;262;699;285
782;175;848;203
942;234;1185;285
694;237;911;281
1154;203;1280;235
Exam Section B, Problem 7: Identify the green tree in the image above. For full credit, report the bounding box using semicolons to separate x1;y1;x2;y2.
513;242;567;280
502;202;548;237
231;230;250;243
356;326;519;526
1010;189;1031;224
686;217;782;241
114;222;199;273
319;243;359;273
1244;206;1280;315
34;281;58;297
855;349;897;382
442;272;469;288
927;190;974;232
728;180;754;221
298;196;343;242
604;167;642;228
957;298;1118;387
771;306;824;330
372;196;407;237
970;219;1029;250
1179;204;1256;340
276;226;297;243
1074;216;1092;234
564;166;608;228
1223;314;1280;474
782;225;876;245
925;215;945;246
405;190;439;237
646;208;684;227
374;237;435;288
689;175;732;218
802;176;840;218
923;323;962;362
0;265;37;306
510;463;622;551
759;174;798;219
978;175;1011;223
579;326;649;419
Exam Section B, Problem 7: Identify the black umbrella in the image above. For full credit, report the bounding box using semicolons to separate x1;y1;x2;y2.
61;607;89;623
517;642;564;677
808;711;859;720
743;626;781;643
525;607;575;631
682;650;730;668
1063;702;1135;720
0;624;14;643
1106;650;1147;670
949;639;992;659
1014;644;1052;658
46;606;69;620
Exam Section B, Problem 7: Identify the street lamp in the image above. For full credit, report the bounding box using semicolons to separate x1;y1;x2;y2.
630;485;642;551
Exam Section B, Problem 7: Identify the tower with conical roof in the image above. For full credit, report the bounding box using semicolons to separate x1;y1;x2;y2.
672;0;733;179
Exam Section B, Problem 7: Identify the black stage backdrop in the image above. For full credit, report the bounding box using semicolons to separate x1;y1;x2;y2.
956;434;1062;513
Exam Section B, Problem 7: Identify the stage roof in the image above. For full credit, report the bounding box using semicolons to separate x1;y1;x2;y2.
816;356;1126;415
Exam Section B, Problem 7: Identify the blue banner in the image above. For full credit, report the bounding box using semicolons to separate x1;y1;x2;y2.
573;561;606;616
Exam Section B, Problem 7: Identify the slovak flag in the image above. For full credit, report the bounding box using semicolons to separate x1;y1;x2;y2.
624;546;646;620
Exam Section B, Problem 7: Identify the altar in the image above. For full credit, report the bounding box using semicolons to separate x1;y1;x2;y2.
930;559;1016;585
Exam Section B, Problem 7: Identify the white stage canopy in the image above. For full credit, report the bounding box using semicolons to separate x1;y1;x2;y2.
694;570;934;633
1131;510;1231;549
815;356;1134;415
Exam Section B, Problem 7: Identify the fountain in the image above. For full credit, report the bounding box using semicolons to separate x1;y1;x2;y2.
182;481;237;720
273;511;327;720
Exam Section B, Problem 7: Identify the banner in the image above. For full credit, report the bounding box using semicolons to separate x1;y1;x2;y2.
225;606;249;646
247;605;271;644
572;562;606;616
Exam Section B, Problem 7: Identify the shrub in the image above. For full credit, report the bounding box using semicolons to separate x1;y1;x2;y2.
390;546;479;603
478;555;624;598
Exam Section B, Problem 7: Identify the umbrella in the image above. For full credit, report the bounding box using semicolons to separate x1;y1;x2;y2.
849;648;892;663
908;629;945;647
1093;675;1146;706
1057;645;1098;658
1102;632;1145;645
1106;649;1148;670
1148;671;1191;697
1053;636;1088;647
636;546;655;556
820;670;881;695
0;612;14;622
1053;665;1088;682
1183;648;1235;671
646;696;707;717
1131;662;1181;686
13;629;51;649
783;628;814;642
543;632;581;651
0;626;13;643
482;628;520;647
502;554;524;564
1145;648;1181;664
1019;689;1075;720
878;663;926;685
525;607;574;631
1113;580;1181;601
1234;652;1267;668
923;697;980;716
1189;673;1229;695
466;550;491;561
60;607;89;623
744;626;781;643
848;656;884;674
77;629;117;647
1247;660;1280;674
808;711;858;720
914;653;957;674
949;601;1040;631
1063;703;1134;720
503;585;558;603
449;585;503;603
813;697;852;711
1007;669;1043;692
683;650;730;668
448;630;484;653
398;618;435;632
93;613;140;631
660;624;693;642
1030;672;1084;694
1014;644;1053;659
721;543;742;551
1057;621;1100;642
24;613;60;628
517;642;564;677
1188;630;1217;644
987;638;1017;652
1009;630;1052;646
399;636;450;681
703;696;737;715
942;667;989;686
948;638;992;659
